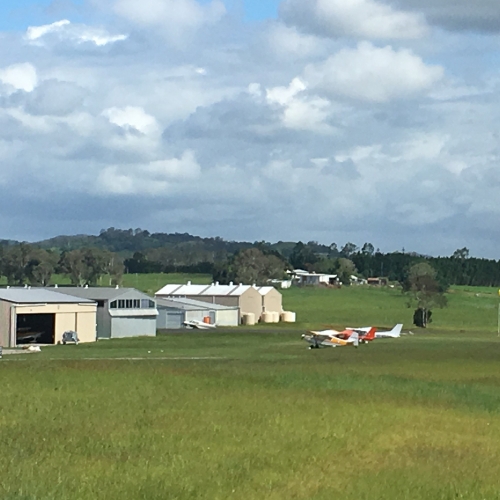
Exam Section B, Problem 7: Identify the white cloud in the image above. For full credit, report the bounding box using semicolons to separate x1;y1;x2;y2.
26;20;127;47
102;106;160;136
97;151;201;195
0;63;38;92
113;0;225;41
280;0;428;40
305;42;444;102
266;78;334;133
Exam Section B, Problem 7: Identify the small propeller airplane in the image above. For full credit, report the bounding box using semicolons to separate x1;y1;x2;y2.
346;324;403;339
302;330;359;349
335;327;376;343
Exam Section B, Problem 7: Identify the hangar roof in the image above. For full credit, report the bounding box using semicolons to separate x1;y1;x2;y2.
0;288;95;304
47;287;153;301
156;297;238;311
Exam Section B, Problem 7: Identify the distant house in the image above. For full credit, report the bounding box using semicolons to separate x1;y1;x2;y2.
367;277;388;286
290;271;339;287
350;275;368;285
53;287;158;339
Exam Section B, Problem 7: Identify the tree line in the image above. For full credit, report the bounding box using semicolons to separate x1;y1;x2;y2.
0;244;124;286
2;228;500;289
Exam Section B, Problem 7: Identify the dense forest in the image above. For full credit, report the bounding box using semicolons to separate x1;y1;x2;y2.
0;228;499;288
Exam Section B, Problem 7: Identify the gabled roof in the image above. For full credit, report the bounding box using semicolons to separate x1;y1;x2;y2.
257;286;276;296
156;284;183;295
0;288;95;304
199;285;238;296
156;283;259;297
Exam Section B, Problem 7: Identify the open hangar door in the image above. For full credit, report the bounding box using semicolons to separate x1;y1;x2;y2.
16;313;55;345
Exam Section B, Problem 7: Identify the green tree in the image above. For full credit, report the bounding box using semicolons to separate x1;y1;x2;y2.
2;243;33;285
403;262;448;328
231;248;286;285
26;249;58;286
335;258;357;285
289;242;318;270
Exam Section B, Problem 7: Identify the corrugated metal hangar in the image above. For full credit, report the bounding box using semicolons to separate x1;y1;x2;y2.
156;297;239;329
0;288;97;347
156;283;262;320
52;287;158;339
155;283;283;322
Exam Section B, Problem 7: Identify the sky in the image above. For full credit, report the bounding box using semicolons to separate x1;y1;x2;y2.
1;0;500;258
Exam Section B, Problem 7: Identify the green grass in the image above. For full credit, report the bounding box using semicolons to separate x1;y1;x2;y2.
276;285;500;333
2;330;500;499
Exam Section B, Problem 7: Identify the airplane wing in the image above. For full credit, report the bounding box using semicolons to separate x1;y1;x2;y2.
308;330;340;340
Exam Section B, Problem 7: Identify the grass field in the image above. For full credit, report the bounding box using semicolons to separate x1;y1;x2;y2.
2;280;500;499
2;327;500;499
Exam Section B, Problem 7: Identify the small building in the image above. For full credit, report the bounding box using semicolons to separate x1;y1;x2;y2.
52;287;158;339
257;286;283;313
367;277;388;286
0;288;97;347
294;272;339;286
156;297;239;329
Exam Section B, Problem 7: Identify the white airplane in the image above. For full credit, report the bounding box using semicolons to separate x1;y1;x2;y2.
17;330;44;344
302;330;359;349
346;324;403;339
184;320;216;330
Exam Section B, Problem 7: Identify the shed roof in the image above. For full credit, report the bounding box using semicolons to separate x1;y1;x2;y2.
155;283;259;297
257;286;276;296
199;284;239;296
156;284;183;295
156;297;238;311
48;287;152;301
0;288;95;304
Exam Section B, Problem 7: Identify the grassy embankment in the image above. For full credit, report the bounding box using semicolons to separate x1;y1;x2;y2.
2;327;500;499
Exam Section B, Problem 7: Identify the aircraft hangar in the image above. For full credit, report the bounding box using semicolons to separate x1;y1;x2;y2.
0;288;97;348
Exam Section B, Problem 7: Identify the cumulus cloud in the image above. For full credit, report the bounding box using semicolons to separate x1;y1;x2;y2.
265;78;334;133
304;42;444;102
102;106;161;136
97;151;201;195
0;63;38;92
1;0;500;257
26;20;127;46
280;0;428;40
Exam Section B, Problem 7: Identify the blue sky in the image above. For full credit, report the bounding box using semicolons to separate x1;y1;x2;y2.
1;0;500;257
2;0;280;31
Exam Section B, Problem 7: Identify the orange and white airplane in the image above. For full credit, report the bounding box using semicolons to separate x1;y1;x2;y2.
347;324;403;339
302;330;359;349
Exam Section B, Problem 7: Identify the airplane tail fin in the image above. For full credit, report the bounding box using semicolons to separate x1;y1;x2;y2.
350;331;359;347
390;324;403;337
366;327;376;340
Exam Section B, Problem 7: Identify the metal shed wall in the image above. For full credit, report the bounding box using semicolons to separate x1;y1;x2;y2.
0;300;12;347
261;288;283;313
157;309;185;329
215;309;239;327
237;288;263;320
109;315;157;338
